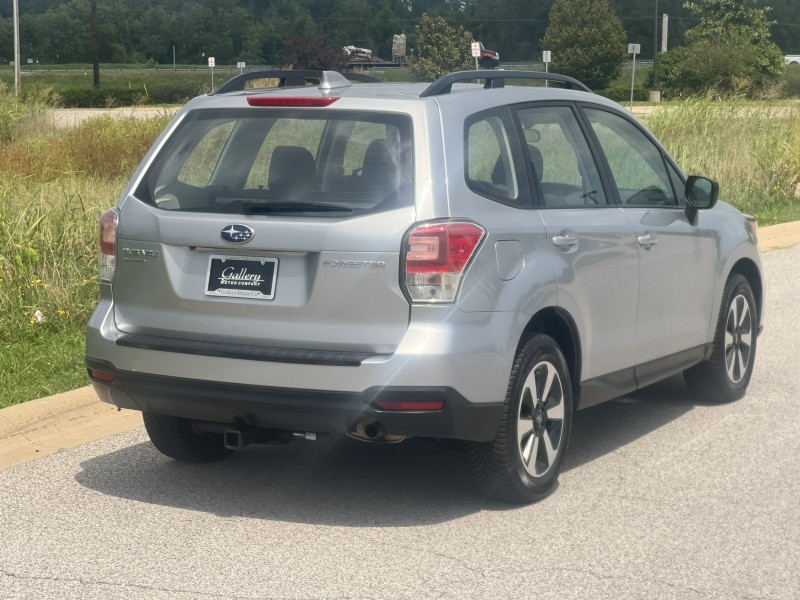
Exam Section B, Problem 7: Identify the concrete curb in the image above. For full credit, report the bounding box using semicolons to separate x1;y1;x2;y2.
758;220;800;252
1;221;798;471
0;386;141;471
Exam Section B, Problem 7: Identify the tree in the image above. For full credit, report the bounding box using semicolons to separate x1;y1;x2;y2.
368;6;403;59
541;0;627;91
658;0;784;96
280;35;349;70
407;13;473;80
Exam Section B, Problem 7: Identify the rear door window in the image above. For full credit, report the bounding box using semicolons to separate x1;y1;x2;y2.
515;105;608;207
464;109;530;206
136;109;413;216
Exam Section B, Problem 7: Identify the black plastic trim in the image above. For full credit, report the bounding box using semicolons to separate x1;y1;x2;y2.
421;70;592;97
85;360;504;441
115;333;380;366
635;343;711;390
577;343;711;409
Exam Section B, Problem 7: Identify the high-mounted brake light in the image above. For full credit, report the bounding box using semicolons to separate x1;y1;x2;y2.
99;207;119;282
403;221;485;303
247;96;340;107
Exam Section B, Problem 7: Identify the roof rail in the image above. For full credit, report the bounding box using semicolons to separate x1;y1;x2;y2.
420;70;592;97
214;70;380;95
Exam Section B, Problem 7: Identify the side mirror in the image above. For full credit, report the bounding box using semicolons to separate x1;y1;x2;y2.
685;176;719;224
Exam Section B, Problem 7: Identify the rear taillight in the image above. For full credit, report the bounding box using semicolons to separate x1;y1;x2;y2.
403;221;485;303
99;208;119;282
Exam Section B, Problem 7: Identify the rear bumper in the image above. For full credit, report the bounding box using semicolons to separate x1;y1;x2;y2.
87;359;504;442
87;296;521;403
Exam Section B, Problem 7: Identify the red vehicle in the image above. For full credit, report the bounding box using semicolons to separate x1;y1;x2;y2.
478;43;500;69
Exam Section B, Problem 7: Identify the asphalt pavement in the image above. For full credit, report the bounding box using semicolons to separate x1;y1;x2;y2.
0;228;799;599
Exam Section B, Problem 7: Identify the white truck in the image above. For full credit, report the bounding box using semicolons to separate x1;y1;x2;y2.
786;55;800;65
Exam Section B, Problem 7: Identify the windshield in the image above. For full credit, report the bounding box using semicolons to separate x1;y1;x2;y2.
135;108;413;216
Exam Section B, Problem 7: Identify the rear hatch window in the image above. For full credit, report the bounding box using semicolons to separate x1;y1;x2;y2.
135;108;413;216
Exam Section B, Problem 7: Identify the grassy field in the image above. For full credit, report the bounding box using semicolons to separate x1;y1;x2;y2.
0;88;799;408
0;95;171;408
643;100;800;225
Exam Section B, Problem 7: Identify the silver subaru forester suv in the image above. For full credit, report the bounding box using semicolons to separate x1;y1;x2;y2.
87;70;763;503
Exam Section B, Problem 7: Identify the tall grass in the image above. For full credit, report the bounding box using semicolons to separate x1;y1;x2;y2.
0;92;170;406
643;99;800;224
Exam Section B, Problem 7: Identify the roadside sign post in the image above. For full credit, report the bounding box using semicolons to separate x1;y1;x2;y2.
471;42;481;70
208;56;216;89
13;0;20;96
237;61;246;75
628;44;640;111
542;51;552;87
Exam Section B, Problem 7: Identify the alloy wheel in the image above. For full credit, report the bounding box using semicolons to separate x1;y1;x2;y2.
517;360;565;478
724;294;753;384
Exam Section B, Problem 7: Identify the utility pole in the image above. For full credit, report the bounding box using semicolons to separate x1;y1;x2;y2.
13;0;21;96
653;0;659;88
91;0;100;87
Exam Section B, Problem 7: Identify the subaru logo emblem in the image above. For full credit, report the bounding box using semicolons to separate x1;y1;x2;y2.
220;224;254;244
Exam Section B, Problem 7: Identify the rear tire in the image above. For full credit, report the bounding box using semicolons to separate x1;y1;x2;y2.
143;413;233;463
479;58;496;69
684;274;757;403
463;333;573;503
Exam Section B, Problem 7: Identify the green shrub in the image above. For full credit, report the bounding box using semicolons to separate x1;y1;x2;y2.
599;82;650;102
49;82;206;108
782;64;800;98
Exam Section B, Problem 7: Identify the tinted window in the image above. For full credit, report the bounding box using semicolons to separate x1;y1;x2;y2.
584;108;678;207
516;105;607;207
136;109;413;216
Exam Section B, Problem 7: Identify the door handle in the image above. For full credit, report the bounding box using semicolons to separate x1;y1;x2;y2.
637;233;658;249
552;234;578;249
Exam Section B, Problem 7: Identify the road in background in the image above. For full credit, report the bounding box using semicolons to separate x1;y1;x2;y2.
51;106;178;128
0;245;798;600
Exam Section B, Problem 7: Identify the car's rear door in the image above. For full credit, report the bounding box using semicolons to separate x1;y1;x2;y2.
513;104;639;395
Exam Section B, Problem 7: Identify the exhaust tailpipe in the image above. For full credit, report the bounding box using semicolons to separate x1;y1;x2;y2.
348;417;406;444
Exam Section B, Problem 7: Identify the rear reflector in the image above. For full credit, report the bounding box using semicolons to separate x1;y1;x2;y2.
374;400;445;412
404;221;485;303
88;369;117;383
247;96;340;107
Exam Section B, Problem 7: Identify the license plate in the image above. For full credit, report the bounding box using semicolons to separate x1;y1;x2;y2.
205;255;278;300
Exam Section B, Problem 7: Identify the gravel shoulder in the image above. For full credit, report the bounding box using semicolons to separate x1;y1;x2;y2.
51;106;179;128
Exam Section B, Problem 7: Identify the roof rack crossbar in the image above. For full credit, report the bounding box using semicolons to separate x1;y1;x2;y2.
214;70;379;94
420;70;592;97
